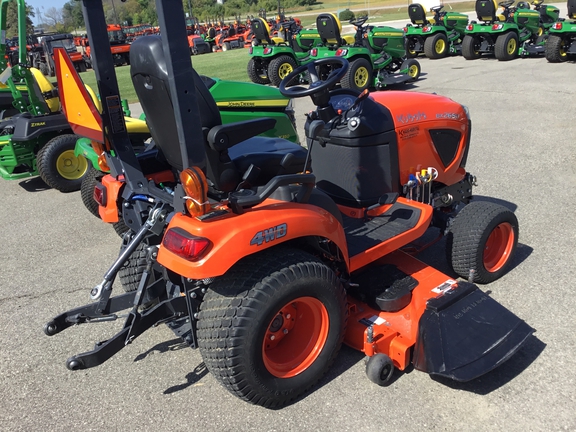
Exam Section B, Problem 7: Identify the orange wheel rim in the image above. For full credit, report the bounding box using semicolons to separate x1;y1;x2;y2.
262;297;329;378
483;222;515;272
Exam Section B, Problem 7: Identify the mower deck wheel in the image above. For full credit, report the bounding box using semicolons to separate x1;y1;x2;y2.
341;57;373;92
197;248;348;408
366;353;395;386
81;167;103;219
545;35;568;63
446;201;519;284
37;134;89;192
247;58;271;84
268;55;298;87
402;58;421;82
424;33;448;59
462;35;481;60
495;32;519;61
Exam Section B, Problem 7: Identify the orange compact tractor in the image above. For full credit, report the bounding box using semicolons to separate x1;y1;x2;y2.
45;0;533;409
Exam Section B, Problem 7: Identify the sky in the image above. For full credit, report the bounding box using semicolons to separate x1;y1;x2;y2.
26;0;69;25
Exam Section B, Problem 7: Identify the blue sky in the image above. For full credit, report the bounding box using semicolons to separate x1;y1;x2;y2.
27;0;68;24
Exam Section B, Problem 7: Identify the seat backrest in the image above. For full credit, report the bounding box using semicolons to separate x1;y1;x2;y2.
408;4;429;25
568;0;576;19
29;67;60;113
476;0;498;22
316;13;344;46
251;17;273;44
130;36;229;180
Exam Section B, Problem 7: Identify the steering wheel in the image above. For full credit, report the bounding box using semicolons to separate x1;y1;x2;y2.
498;0;514;8
430;5;444;13
278;57;349;99
349;16;368;27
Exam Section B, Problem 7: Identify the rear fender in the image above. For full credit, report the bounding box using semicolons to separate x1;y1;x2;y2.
74;137;99;170
156;200;349;280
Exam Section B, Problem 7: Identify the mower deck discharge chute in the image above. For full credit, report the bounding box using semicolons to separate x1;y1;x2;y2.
45;0;533;408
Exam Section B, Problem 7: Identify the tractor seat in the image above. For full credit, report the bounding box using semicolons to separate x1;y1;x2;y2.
569;0;576;19
476;0;500;22
29;67;60;113
251;17;276;45
130;35;305;193
316;13;348;47
408;4;430;25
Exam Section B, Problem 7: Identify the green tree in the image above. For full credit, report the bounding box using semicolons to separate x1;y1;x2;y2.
63;1;85;29
5;0;35;38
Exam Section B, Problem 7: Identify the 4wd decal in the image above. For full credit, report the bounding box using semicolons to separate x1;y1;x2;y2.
250;223;287;246
397;112;426;124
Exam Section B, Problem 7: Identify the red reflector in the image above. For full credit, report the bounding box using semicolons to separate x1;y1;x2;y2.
163;228;211;261
553;22;562;30
263;47;272;54
403;27;408;32
93;184;106;207
311;48;318;56
467;24;474;31
335;48;347;56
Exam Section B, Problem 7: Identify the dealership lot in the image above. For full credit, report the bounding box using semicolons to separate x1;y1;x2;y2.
0;51;575;431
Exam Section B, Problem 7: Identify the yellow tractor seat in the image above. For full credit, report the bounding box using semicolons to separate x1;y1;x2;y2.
250;17;274;45
316;13;348;47
29;67;60;113
476;0;500;22
342;35;355;45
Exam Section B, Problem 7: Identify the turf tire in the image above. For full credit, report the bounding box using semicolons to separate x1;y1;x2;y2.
462;35;481;60
341;57;373;92
268;55;298;87
446;201;519;284
401;58;421;82
495;32;518;61
80;167;103;219
37;134;89;192
118;240;148;292
197;247;348;408
545;34;568;63
247;58;271;84
424;33;448;59
404;38;419;58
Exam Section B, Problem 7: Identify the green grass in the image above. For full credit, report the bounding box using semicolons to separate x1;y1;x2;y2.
78;49;251;104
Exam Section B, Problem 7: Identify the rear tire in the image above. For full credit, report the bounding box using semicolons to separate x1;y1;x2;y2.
80;167;103;218
545;34;568;63
495;32;518;61
446;201;519;284
118;240;148;292
222;42;231;51
197;248;348;408
462;35;481;60
247;58;271;84
37;134;89;192
341;57;372;92
404;38;419;58
424;33;448;59
268;55;298;87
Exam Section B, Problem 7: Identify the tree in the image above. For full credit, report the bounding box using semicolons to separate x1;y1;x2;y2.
5;0;35;38
63;1;85;29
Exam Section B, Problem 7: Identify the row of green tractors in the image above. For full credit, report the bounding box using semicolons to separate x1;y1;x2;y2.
247;0;576;91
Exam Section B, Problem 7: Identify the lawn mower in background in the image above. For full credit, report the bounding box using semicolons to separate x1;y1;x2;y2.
462;0;559;60
309;14;420;92
247;17;320;86
545;0;576;61
45;0;534;409
404;4;469;58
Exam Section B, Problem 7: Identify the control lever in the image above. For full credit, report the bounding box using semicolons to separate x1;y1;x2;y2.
277;153;296;175
237;164;261;190
351;88;370;110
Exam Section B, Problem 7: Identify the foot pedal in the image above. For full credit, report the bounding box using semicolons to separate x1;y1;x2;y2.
351;265;419;312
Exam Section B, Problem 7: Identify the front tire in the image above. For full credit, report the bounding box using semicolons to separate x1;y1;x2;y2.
197;248;348;408
37;134;89;192
446;201;519;283
462;35;481;60
247;58;271;84
424;33;448;59
341;57;373;92
401;58;421;82
495;32;518;61
545;34;568;63
268;55;298;87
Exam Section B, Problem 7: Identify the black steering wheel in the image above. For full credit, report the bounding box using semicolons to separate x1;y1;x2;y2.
349;16;368;27
499;0;514;8
430;5;444;13
278;57;349;99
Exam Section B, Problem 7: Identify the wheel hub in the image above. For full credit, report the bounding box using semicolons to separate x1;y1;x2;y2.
483;222;515;272
56;150;88;180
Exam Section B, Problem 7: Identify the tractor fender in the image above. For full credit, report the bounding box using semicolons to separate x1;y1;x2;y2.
74;137;100;170
157;198;350;280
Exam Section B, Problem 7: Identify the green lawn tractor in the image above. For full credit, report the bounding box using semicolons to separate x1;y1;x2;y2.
462;0;559;61
247;17;320;86
404;4;469;59
309;14;420;92
545;0;576;61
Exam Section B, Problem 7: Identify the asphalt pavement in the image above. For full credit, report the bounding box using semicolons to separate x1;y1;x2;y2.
1;39;576;432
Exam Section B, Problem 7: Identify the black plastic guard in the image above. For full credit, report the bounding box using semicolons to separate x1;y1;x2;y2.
413;282;534;382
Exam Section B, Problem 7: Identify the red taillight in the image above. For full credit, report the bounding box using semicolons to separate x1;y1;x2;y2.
553;22;563;30
163;228;211;261
403;27;408;32
94;184;106;207
311;48;318;56
263;47;272;54
467;24;474;31
492;24;503;30
423;26;432;32
249;46;253;54
335;48;347;56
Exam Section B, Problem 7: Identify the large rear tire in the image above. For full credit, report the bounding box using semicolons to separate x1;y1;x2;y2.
247;58;271;84
446;201;519;284
37;134;89;192
545;34;568;63
424;33;448;59
462;35;481;60
80;166;103;218
495;32;518;61
197;248;348;408
341;57;373;92
268;55;298;87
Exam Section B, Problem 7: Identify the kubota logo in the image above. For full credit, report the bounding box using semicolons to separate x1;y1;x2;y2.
250;223;287;246
397;112;426;124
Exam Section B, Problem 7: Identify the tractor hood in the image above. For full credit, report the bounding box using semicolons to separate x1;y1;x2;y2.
206;78;291;109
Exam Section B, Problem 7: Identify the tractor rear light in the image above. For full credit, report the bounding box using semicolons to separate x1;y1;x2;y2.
311;48;318;56
163;228;211;261
403;27;408;32
553;22;563;30
423;26;432;32
249;47;253;54
492;24;503;30
335;48;348;56
263;47;272;54
93;184;106;207
467;24;474;30
180;167;209;217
